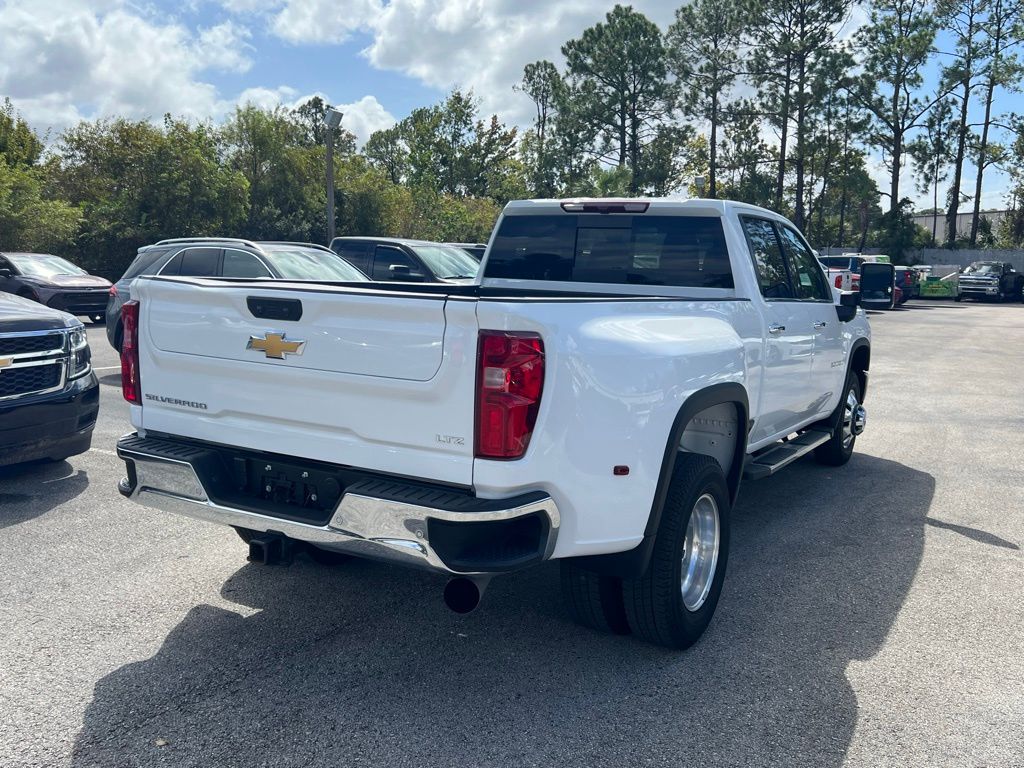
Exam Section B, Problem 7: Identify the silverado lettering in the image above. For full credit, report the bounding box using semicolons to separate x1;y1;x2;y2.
144;394;208;410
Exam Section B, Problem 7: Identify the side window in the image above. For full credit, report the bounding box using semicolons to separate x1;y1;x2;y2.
372;245;421;280
159;252;182;276
741;217;792;299
163;248;219;277
123;248;172;279
222;249;272;278
777;226;830;300
334;242;371;273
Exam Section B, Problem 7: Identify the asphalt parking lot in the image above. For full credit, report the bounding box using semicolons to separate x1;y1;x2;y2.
2;301;1023;768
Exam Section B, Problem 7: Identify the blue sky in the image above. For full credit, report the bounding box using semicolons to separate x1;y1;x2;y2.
1;0;1020;210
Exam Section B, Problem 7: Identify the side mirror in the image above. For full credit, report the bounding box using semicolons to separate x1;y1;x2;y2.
0;268;11;278
860;262;897;310
389;264;424;282
836;291;859;322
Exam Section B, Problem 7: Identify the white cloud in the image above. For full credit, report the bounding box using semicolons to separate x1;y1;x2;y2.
335;94;397;143
0;0;246;133
271;0;382;43
363;0;680;123
194;21;254;74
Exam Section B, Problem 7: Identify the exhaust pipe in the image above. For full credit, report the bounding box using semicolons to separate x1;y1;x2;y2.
443;576;490;614
247;534;296;566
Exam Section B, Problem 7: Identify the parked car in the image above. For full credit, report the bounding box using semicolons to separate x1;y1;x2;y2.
893;267;919;303
819;255;868;291
819;259;853;291
105;238;368;351
330;237;480;282
0;292;99;465
955;261;1024;302
0;252;112;323
444;242;488;260
115;197;870;650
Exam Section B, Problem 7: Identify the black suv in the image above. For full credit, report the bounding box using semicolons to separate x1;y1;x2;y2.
106;238;368;350
0;251;112;323
0;292;99;466
330;237;480;282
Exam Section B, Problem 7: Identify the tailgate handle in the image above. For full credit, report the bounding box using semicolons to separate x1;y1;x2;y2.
247;297;303;322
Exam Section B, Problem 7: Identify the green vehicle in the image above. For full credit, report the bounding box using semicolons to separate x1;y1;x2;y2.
917;265;959;299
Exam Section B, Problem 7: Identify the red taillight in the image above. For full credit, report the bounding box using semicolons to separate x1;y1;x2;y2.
121;301;141;403
109;284;118;297
834;274;843;289
475;331;544;459
905;273;913;286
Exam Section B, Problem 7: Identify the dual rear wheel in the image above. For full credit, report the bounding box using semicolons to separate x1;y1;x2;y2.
561;453;731;649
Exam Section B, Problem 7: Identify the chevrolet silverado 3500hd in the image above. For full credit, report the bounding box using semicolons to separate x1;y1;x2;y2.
116;198;870;649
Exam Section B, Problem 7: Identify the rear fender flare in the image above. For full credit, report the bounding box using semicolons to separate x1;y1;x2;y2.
572;382;749;579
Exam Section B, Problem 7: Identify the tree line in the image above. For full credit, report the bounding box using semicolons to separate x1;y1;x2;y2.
2;1;1023;279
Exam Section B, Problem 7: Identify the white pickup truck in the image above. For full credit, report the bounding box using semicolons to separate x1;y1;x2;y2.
116;198;870;649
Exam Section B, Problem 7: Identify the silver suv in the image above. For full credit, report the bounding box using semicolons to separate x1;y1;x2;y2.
105;238;368;350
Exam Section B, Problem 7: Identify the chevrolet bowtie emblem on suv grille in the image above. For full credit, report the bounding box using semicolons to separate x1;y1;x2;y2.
0;358;11;369
246;332;306;360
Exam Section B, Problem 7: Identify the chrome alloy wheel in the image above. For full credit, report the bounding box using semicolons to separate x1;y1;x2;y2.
843;389;867;448
680;493;721;612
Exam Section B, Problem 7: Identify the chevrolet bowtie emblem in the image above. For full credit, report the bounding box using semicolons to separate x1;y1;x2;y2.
246;332;306;360
0;358;11;369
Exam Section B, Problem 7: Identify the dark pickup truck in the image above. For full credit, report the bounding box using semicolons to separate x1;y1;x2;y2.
956;261;1024;302
0;292;99;466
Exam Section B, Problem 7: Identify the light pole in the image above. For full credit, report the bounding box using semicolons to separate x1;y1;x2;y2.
323;106;344;242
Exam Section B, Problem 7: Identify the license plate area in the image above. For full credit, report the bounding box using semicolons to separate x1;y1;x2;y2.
205;452;345;525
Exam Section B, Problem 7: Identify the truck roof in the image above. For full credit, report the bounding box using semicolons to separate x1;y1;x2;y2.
503;197;787;219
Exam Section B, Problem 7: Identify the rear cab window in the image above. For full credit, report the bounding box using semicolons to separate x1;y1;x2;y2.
485;213;733;289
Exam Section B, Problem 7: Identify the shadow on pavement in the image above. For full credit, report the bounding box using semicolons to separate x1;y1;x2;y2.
97;373;121;387
0;460;90;530
926;517;1019;550
70;454;933;768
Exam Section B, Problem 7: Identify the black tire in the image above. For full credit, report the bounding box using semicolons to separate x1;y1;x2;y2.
815;377;863;467
305;544;353;566
622;453;730;649
560;561;631;635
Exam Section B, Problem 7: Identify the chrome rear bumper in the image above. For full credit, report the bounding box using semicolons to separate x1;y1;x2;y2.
116;434;559;575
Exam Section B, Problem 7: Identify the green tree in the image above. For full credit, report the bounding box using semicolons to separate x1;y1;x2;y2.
517;60;565;196
364;125;407;185
0;100;79;253
562;5;673;193
855;0;941;216
665;0;744;198
0;99;44;169
937;0;988;245
970;0;1024;244
717;102;776;207
750;0;853;226
907;95;956;245
53;116;247;276
0;163;81;252
291;96;357;153
221;104;324;241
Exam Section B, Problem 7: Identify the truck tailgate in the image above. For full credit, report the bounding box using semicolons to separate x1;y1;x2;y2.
131;278;478;486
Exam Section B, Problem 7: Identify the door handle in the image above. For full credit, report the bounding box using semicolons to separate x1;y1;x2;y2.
813;321;827;329
768;323;786;334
